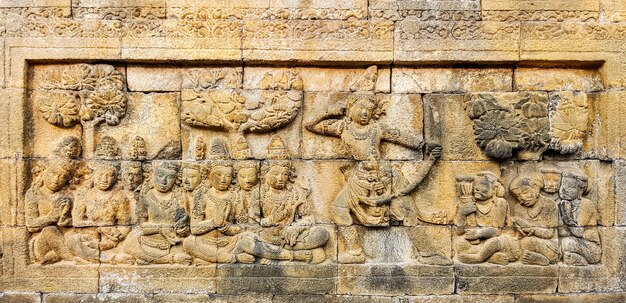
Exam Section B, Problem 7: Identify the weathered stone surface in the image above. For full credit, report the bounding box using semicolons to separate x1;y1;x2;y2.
243;20;394;63
0;293;40;303
455;264;559;294
337;263;454;295
2;1;626;301
483;0;600;11
392;68;513;94
514;68;604;92
396;295;515;303
516;293;626;303
216;264;337;294
395;20;520;63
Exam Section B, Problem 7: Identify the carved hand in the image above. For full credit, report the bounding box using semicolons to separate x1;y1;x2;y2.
427;144;442;160
459;203;477;216
328;101;347;115
463;229;480;240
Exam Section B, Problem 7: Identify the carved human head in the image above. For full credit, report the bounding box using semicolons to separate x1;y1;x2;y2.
182;162;204;192
123;162;143;190
43;161;74;192
347;92;379;126
559;168;589;201
267;162;292;191
510;173;543;207
540;165;562;194
54;136;82;159
153;162;179;193
236;162;258;191
355;160;381;183
473;171;505;201
265;136;293;190
92;162;118;191
209;163;233;191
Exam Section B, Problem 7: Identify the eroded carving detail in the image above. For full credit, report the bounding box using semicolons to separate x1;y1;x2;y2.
464;92;589;159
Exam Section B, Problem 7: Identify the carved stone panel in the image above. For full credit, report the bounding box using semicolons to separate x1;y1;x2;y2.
3;62;622;300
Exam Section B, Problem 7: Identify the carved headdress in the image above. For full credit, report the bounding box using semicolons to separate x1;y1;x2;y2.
266;136;292;170
206;137;232;169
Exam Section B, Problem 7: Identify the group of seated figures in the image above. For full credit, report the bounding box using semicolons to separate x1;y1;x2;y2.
24;91;601;267
25;135;331;265
454;166;601;266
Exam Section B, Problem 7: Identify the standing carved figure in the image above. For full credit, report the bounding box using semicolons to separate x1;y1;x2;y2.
558;168;601;265
510;173;559;266
305;92;422;160
455;172;520;265
306;86;445;264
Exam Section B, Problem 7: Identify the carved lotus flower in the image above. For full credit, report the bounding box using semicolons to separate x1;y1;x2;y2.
36;91;80;127
82;89;127;125
473;110;522;159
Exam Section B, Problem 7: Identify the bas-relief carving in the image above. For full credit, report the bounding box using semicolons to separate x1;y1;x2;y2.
23;64;603;271
464;92;589;160
453;165;601;266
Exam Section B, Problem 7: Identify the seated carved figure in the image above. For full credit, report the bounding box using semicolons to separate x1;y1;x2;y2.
235;161;261;224
455;172;520;265
73;162;131;257
510;173;559;266
181;162;205;214
558;169;601;265
25;160;98;264
257;137;330;264
123;162;192;265
183;137;315;264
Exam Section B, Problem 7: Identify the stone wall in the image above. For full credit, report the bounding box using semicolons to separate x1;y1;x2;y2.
1;1;626;302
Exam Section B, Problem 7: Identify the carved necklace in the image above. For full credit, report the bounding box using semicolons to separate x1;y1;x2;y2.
207;189;233;205
151;191;176;209
347;123;374;141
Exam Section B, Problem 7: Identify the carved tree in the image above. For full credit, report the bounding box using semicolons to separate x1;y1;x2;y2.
181;70;303;159
464;92;588;160
36;64;127;156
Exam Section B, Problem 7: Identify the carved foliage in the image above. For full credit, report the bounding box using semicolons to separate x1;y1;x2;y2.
36;64;127;128
465;92;587;159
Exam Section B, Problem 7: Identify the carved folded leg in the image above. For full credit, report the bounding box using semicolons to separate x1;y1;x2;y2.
457;237;515;265
561;237;601;266
237;234;313;264
33;226;75;265
520;237;559;266
182;235;220;263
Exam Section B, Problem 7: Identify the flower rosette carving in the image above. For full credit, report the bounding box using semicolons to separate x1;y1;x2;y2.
472;110;522;159
465;91;587;160
35;91;81;127
549;92;589;154
36;64;127;128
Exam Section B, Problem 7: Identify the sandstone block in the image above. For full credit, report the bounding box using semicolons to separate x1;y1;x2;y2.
395;20;520;63
337;264;454;295
243;20;394;63
216;264;337;294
